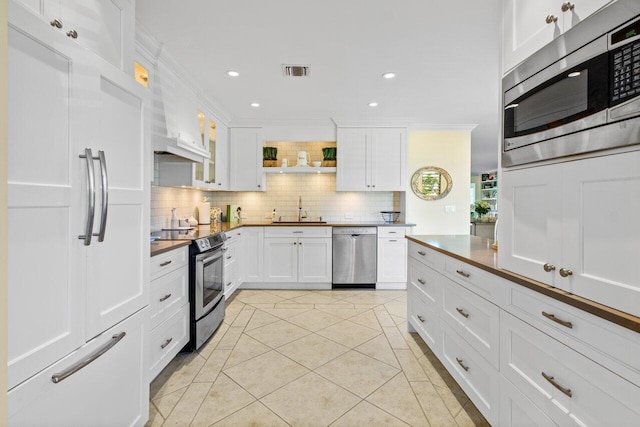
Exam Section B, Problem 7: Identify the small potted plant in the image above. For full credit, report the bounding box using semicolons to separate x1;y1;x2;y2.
322;147;336;167
474;201;491;221
263;146;278;167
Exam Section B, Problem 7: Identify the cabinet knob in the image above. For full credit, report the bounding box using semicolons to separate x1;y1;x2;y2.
66;29;78;39
559;268;573;277
50;19;63;29
546;14;558;24
543;263;556;272
561;2;575;12
257;184;261;188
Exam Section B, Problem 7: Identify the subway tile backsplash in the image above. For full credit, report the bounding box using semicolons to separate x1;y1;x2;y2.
151;173;401;230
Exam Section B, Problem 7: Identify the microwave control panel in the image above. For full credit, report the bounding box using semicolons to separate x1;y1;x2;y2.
611;40;640;105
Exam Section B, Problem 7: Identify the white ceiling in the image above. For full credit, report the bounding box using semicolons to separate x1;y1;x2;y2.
136;0;502;173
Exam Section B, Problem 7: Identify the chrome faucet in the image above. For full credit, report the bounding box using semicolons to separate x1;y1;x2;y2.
298;196;307;222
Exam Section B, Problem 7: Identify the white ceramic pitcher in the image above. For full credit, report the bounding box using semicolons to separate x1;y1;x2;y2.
297;151;310;166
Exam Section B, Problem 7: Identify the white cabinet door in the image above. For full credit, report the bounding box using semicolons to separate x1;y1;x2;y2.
561;0;613;32
242;227;264;282
298;237;332;283
57;0;134;73
370;128;406;191
229;127;264;191
213;122;229;190
377;238;407;284
336;128;369;191
500;165;563;288
503;0;559;74
85;59;149;339
8;308;148;427
561;152;640;317
7;6;88;389
263;237;298;283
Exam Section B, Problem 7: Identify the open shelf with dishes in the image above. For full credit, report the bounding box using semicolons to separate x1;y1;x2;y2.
480;171;498;213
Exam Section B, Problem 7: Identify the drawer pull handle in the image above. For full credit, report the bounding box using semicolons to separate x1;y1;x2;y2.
159;260;172;267
417;278;426;285
456;269;470;278
456;308;470;318
456;357;469;372
293;231;304;234
226;256;232;260
227;282;232;287
159;293;172;302
161;338;173;349
542;372;572;397
543;263;556;272
389;231;397;234
417;315;425;322
52;332;126;383
389;239;398;242
417;251;426;256
541;311;573;329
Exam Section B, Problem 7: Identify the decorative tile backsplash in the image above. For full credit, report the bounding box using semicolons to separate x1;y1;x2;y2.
151;173;401;230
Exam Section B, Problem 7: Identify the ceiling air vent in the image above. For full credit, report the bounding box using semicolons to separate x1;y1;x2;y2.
282;65;310;77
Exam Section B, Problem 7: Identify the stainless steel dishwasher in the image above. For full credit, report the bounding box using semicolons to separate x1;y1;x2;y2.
332;227;377;288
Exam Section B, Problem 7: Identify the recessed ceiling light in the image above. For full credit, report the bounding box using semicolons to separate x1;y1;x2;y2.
368;102;379;107
568;71;581;78
382;72;396;79
250;102;260;108
227;70;239;77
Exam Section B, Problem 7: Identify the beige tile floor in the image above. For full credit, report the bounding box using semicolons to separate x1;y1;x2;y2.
147;289;490;427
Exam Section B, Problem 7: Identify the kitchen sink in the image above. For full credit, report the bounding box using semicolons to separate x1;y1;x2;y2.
271;221;327;224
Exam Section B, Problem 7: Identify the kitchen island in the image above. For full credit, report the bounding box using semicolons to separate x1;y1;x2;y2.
406;234;640;426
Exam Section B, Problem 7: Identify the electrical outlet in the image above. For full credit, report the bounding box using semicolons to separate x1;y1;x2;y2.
445;205;456;213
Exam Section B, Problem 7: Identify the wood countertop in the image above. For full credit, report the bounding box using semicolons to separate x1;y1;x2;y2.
150;240;190;257
406;235;640;334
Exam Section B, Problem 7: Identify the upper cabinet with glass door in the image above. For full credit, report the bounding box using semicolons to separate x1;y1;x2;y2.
12;0;135;73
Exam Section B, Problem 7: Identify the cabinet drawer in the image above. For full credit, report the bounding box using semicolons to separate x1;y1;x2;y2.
441;277;500;368
505;283;640;388
443;257;508;306
377;226;407;238
150;304;190;381
150;265;188;330
151;246;188;280
408;242;445;270
224;260;237;295
223;242;237;267
264;226;331;237
500;311;640;426
499;374;557;427
9;308;148;426
440;321;499;425
408;259;441;309
408;283;440;353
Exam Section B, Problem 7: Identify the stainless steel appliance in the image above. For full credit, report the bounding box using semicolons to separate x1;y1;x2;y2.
188;232;226;350
502;1;640;167
332;227;377;288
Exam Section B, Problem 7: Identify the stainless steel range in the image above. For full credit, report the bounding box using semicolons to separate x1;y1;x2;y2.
187;232;226;350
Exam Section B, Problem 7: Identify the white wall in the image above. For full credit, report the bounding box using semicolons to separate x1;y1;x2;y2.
1;0;8;420
406;130;471;235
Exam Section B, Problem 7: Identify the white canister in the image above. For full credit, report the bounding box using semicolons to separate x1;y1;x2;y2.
198;201;211;224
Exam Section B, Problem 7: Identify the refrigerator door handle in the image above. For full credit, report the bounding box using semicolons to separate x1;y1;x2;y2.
93;150;108;242
78;148;96;246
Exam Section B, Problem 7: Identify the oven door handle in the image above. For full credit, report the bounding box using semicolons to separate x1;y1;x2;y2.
197;250;223;266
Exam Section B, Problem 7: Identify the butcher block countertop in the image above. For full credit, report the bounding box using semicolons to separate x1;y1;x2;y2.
406;235;640;334
150;240;190;257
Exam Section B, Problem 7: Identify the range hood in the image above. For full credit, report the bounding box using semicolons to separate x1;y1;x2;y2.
152;60;210;163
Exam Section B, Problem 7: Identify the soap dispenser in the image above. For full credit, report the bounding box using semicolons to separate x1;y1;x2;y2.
170;208;178;229
272;209;277;221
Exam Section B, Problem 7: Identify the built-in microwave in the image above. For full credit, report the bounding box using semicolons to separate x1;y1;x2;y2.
502;1;640;167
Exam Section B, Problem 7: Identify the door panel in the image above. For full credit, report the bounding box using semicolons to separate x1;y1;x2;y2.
263;238;297;282
298;238;332;283
371;128;406;191
336;128;369;191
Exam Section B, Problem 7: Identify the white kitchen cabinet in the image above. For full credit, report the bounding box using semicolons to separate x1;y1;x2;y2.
241;227;264;283
7;3;149;423
500;152;640;317
8;307;149;427
12;0;134;73
377;226;408;289
149;246;189;381
336;127;407;191
229;127;265;191
503;0;613;73
263;227;332;284
223;229;242;297
500;310;640;426
499;374;557;427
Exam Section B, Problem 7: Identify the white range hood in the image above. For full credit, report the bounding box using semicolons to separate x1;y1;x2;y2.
152;60;210;163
